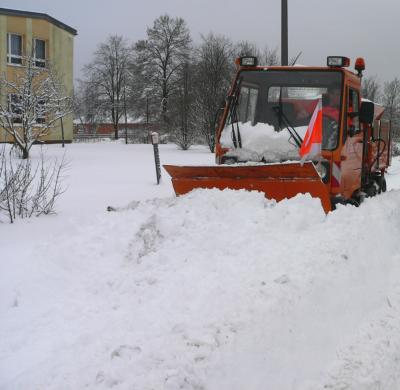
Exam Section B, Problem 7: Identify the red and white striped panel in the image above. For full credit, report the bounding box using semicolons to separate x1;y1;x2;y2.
331;161;341;187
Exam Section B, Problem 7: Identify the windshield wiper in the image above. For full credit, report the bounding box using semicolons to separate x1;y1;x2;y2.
272;89;303;148
229;78;242;148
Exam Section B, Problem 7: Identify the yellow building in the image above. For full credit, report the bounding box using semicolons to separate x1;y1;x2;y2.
0;7;77;143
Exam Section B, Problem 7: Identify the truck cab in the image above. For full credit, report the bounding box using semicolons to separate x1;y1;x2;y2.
164;56;392;213
215;56;391;206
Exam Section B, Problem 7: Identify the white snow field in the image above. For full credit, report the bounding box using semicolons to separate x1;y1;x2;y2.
1;141;400;390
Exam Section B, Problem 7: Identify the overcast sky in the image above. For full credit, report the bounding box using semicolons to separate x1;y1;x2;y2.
2;0;399;83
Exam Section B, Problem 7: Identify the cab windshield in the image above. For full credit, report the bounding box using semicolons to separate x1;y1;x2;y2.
220;70;343;163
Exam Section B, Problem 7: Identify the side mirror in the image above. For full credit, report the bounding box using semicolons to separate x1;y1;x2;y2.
359;101;374;124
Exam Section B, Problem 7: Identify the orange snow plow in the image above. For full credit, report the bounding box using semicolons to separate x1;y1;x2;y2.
164;162;332;212
165;56;392;212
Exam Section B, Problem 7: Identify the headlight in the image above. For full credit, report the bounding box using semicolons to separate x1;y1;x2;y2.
239;56;258;67
327;56;350;68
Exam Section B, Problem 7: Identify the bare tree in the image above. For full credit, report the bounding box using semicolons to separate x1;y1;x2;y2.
74;78;105;135
362;75;381;102
133;15;191;122
382;77;400;140
0;57;72;159
84;35;132;139
193;34;235;152
263;46;280;66
235;41;261;59
169;62;196;150
233;42;281;67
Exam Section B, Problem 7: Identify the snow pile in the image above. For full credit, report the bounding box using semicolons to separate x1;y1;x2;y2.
387;150;400;191
1;143;400;390
220;122;308;162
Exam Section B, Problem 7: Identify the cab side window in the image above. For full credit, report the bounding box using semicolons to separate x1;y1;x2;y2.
238;86;258;124
348;88;360;133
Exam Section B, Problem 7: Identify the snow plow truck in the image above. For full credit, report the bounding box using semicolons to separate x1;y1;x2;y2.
164;56;392;213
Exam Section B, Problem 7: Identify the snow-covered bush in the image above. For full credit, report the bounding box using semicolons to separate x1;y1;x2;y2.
0;147;67;223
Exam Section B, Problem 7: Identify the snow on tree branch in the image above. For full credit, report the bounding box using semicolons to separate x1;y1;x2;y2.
0;57;72;159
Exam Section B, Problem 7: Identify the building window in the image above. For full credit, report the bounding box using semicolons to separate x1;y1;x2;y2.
8;94;22;123
33;39;46;68
35;99;46;124
7;33;23;65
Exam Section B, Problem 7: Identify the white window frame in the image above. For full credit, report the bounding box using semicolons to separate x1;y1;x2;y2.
35;99;46;124
7;33;23;65
33;38;46;68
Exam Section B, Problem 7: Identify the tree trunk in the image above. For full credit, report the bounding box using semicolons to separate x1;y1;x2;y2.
114;123;119;140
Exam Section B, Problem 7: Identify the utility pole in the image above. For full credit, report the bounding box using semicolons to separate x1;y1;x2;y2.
281;0;288;66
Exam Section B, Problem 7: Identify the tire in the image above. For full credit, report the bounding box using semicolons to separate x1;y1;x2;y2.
374;175;387;194
381;176;387;193
365;185;377;198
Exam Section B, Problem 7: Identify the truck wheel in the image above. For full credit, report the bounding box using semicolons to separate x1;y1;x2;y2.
375;175;387;193
381;177;387;192
366;185;377;198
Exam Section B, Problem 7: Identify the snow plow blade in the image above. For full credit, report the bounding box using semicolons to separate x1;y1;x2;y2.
163;162;332;213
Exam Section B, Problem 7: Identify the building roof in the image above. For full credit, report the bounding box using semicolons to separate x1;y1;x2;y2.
0;7;77;36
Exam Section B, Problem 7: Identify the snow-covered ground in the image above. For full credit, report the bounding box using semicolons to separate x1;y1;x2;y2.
1;142;400;390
